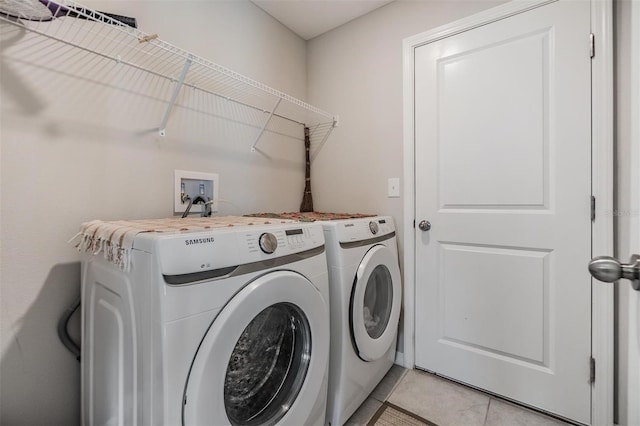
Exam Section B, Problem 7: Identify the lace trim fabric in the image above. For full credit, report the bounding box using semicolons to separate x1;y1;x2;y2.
69;216;294;271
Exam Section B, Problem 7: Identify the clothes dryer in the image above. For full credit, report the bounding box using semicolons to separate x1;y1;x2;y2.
80;218;330;426
320;216;402;425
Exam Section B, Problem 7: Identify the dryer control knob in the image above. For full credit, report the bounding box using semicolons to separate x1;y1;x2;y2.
259;232;278;254
369;221;379;235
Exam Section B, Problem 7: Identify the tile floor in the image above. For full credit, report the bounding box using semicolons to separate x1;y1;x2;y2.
346;366;575;426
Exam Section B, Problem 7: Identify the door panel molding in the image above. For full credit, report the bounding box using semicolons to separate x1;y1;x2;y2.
402;1;614;424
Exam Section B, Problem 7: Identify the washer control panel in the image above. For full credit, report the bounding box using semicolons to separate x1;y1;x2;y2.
156;222;324;276
285;228;308;250
245;225;322;256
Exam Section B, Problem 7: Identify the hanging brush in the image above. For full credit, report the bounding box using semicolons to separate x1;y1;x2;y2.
300;126;314;213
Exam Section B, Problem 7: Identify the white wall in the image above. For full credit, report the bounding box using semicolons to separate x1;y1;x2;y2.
0;2;306;425
306;0;506;353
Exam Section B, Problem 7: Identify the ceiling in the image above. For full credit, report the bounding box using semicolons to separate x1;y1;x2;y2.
251;0;395;40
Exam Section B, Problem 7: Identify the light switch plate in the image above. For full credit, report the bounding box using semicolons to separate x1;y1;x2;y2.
388;177;400;198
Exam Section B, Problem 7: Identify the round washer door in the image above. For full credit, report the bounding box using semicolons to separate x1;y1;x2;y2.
183;271;329;426
351;244;401;362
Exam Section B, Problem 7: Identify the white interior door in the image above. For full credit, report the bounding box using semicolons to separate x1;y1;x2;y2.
414;1;592;423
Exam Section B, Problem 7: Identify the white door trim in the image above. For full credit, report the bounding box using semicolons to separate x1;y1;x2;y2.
401;1;614;424
625;1;640;424
590;0;615;424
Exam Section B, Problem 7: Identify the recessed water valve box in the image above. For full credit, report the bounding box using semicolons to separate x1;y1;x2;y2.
174;170;219;215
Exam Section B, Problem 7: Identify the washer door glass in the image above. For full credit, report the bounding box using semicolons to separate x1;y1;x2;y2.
224;303;311;426
363;265;393;339
182;270;329;426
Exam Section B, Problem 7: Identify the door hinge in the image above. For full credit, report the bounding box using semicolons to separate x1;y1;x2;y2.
591;196;596;222
590;33;595;58
590;357;596;384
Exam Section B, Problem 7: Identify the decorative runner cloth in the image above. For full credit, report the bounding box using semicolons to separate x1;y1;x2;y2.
246;211;376;222
70;216;293;271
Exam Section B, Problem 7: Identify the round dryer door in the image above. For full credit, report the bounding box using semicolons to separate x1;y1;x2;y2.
182;271;329;426
351;245;402;362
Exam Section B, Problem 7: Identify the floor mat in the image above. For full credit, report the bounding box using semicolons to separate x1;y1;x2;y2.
368;402;439;426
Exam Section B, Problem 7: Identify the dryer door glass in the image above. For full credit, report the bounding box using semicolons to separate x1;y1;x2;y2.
363;264;393;339
224;303;311;426
350;244;402;362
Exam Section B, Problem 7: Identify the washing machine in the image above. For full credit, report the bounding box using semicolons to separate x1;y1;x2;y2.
321;216;402;426
81;218;330;426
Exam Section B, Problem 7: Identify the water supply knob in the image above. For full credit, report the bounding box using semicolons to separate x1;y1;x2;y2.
259;233;278;254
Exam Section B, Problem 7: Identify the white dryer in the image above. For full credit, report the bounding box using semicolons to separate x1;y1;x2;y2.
321;216;402;426
81;219;330;426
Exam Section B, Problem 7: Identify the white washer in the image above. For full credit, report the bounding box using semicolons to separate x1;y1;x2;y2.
321;216;402;426
81;220;330;426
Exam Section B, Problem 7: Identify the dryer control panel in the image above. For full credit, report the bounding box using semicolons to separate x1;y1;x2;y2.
335;216;395;244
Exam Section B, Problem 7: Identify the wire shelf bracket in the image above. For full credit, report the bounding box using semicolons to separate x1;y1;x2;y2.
159;55;193;137
310;115;339;162
251;97;282;152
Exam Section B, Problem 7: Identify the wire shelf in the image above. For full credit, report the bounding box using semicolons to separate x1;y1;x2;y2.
0;0;338;154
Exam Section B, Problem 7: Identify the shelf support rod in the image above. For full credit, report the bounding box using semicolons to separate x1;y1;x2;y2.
310;115;339;162
159;56;193;137
251;97;282;152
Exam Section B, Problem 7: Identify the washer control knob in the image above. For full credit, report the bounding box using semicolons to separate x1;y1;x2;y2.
259;233;278;254
369;221;379;235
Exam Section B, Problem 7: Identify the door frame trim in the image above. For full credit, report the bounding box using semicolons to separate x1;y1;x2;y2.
590;1;615;424
622;1;640;423
401;1;614;424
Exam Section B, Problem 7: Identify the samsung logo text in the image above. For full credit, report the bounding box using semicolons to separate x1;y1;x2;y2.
185;237;215;246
